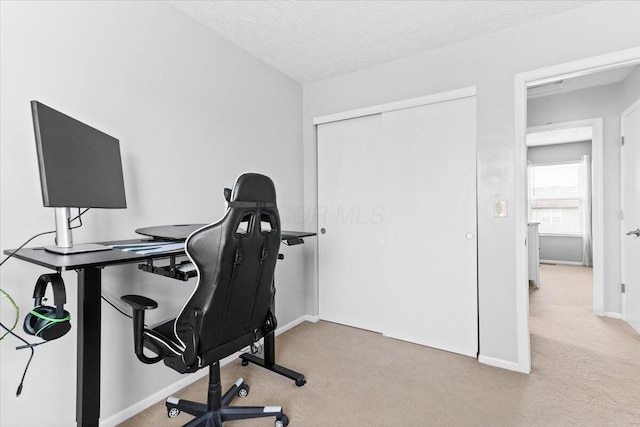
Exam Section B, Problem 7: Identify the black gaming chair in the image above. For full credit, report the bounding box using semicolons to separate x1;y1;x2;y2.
121;173;289;427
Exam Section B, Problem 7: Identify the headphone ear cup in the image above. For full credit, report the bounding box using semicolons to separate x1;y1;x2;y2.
24;305;55;338
23;310;39;336
24;306;71;341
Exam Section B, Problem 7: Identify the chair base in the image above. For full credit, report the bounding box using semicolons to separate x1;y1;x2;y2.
165;363;289;427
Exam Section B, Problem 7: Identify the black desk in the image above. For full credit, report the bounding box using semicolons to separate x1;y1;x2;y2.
4;239;183;427
4;227;315;427
136;224;316;246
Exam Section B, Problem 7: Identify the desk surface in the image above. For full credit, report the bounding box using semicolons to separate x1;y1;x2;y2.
4;227;316;272
3;239;180;271
136;224;316;242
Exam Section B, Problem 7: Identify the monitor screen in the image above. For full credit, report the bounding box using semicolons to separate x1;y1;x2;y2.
31;101;127;209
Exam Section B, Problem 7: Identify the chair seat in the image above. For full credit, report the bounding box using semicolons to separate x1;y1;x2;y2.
143;318;184;358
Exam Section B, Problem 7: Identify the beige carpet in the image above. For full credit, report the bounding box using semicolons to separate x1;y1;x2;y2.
120;264;640;426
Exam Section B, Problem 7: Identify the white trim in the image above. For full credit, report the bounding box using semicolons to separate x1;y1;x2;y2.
478;355;520;372
100;316;314;427
515;47;640;375
304;314;320;323
539;260;584;266
313;86;476;125
276;314;319;335
527;118;600;138
515;72;531;375
604;311;623;320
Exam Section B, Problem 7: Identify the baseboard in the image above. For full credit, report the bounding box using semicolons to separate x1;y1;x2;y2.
303;314;320;323
540;259;584;266
100;314;312;427
478;355;523;373
604;311;622;320
276;314;319;334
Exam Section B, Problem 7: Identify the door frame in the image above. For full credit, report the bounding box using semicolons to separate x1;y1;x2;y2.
313;86;476;125
526;118;604;309
514;46;640;374
621;97;640;323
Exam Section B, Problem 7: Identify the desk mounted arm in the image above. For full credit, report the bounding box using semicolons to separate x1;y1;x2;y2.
121;295;162;364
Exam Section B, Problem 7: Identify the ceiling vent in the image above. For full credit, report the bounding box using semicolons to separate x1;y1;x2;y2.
527;80;564;97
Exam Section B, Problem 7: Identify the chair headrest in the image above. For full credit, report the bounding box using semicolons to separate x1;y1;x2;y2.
230;173;277;204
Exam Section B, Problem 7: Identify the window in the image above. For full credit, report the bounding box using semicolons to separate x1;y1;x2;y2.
528;161;583;235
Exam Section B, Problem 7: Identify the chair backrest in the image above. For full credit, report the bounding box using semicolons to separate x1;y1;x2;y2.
175;173;281;367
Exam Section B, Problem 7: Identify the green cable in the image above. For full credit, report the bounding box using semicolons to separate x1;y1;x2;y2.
0;287;20;341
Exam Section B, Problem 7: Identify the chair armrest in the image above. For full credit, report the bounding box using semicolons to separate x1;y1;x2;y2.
120;294;161;364
121;294;158;310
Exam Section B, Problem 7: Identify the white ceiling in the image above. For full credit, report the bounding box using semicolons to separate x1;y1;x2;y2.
168;1;591;84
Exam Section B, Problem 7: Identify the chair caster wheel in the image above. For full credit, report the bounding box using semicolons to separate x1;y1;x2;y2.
167;408;180;418
275;414;289;427
238;383;250;398
295;378;306;387
241;359;249;366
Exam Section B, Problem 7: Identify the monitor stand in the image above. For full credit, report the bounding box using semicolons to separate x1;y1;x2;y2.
45;243;110;255
45;207;111;255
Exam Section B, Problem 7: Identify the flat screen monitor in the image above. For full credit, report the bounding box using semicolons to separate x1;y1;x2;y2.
31;101;127;209
31;101;127;254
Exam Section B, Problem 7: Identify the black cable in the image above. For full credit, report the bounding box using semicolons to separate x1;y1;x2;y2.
101;295;132;320
69;208;90;230
0;321;35;396
1;210;90;268
0;216;91;397
0;230;56;268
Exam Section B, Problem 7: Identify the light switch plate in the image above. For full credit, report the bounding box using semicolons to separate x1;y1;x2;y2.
495;200;508;218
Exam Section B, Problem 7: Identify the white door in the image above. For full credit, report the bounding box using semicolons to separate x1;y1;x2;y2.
317;114;387;332
317;93;478;358
382;97;478;357
622;99;640;333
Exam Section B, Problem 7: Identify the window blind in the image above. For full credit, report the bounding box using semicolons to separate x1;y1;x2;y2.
528;161;583;235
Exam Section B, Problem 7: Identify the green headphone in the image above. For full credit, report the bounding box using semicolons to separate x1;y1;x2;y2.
23;273;71;341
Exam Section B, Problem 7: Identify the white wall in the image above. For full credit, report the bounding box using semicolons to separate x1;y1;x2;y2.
528;83;624;311
622;66;640;110
303;1;640;366
0;1;302;426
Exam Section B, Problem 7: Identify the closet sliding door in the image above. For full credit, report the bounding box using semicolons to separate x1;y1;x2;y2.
317;90;477;358
317;114;388;332
382;96;477;357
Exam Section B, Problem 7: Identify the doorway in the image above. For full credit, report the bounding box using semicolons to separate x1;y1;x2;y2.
514;46;640;373
525;118;602;312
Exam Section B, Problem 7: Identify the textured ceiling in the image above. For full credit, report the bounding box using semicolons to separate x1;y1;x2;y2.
168;1;591;84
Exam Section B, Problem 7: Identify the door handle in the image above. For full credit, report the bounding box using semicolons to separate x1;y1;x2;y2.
627;229;640;237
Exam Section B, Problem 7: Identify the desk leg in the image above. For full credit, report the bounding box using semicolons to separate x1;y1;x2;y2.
76;267;101;427
239;332;306;386
239;279;306;387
